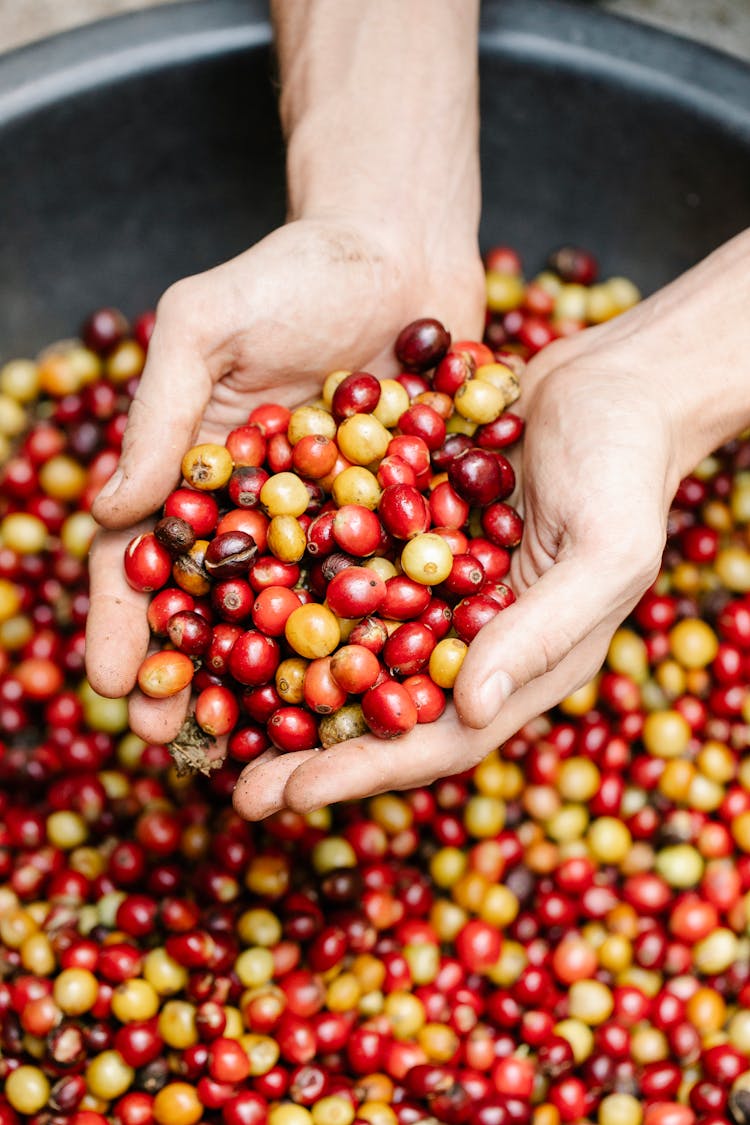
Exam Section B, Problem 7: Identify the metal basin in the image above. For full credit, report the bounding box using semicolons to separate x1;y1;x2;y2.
1;0;749;354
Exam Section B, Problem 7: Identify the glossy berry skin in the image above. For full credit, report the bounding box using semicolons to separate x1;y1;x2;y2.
330;644;381;693
268;707;319;752
326;567;386;618
481;502;524;547
448;449;510;508
452;594;502;643
228;631;280;686
204;531;257;579
164;488;219;536
441;555;485;598
381;577;432;621
251;585;301;635
137;651;194;698
332;372;381;421
433;350;475;396
124;534;172;592
377;455;417;489
332;505;383;556
167;611;212;655
429;482;469;530
383;623;436;676
225;424;266;467
476;412;525;449
398;404;446;451
378;485;431;540
195;686;240;737
362;680;419;738
402;674;446;722
395;318;451;371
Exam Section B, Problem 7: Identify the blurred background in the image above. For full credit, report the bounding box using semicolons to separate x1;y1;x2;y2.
0;0;749;60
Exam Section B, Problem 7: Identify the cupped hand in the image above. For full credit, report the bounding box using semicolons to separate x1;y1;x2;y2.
233;309;682;818
85;216;484;742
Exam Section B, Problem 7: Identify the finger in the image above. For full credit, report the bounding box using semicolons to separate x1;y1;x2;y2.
85;527;151;697
280;711;480;814
92;297;214;529
233;750;318;821
279;627;610;815
128;686;191;745
454;552;622;730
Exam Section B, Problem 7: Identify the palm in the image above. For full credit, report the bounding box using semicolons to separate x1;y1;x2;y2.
233;336;676;819
86;216;484;744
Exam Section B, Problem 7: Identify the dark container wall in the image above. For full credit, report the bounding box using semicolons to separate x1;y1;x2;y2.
1;0;750;357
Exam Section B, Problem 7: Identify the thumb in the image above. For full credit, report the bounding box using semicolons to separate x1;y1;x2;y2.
93;309;213;529
453;554;621;730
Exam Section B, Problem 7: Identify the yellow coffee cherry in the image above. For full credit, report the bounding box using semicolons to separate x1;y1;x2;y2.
400;533;453;585
669;618;719;668
373;380;410;428
336;414;391;465
261;472;310;518
598;1093;643;1125
587;817;632;865
6;1066;51;1114
608;628;649;682
642;709;691;758
180;443;233;491
486;271;525;313
0;358;39;403
1;513;47;554
428;637;467;688
568;980;614;1025
85;1050;135;1100
716;545;750;592
454;379;505;424
287;405;336;445
332;465;381;509
655;844;704;887
267;515;307;562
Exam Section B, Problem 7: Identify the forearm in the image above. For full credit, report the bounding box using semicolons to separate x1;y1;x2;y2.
584;229;750;479
271;0;481;259
642;231;750;474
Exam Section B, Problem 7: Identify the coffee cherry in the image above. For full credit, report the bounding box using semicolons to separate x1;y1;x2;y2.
137;652;194;698
164;488;219;535
228;631;280;686
362;681;418;738
332;372;382;422
204;531;257;579
400;534;453;586
395;318;451;372
181;444;233;490
326;568;386;619
167;611;212;655
124;534;172;592
378;485;431;540
151;517;196;565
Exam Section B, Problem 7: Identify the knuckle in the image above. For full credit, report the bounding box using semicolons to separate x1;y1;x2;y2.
155;276;201;325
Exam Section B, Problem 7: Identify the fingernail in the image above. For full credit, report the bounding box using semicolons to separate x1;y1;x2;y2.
95;466;124;502
478;669;514;718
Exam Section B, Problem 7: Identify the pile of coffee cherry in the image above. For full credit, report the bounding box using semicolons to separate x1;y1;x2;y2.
0;249;749;1125
125;316;525;756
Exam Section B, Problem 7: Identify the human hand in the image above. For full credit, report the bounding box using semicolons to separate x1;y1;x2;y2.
85;216;484;743
231;318;677;816
233;227;750;818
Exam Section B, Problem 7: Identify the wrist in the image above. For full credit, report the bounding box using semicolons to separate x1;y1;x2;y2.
275;0;481;274
565;229;750;483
